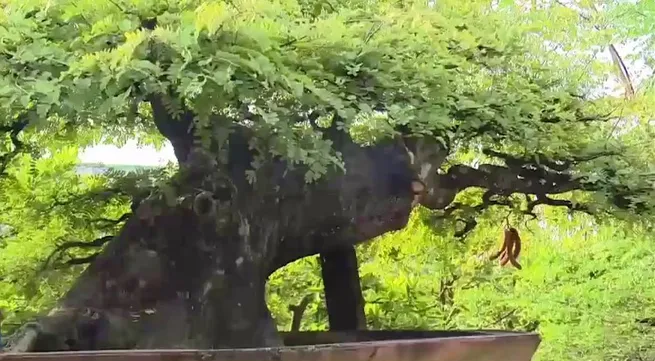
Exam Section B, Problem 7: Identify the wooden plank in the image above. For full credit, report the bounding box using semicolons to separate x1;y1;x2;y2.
0;332;542;361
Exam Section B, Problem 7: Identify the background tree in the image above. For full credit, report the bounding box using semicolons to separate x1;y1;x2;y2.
0;0;653;354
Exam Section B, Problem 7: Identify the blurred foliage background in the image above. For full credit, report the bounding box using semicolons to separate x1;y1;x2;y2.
268;208;655;361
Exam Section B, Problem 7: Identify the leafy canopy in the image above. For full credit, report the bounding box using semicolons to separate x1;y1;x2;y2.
0;0;633;179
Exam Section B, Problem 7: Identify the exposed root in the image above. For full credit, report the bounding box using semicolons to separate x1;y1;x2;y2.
5;322;41;353
5;307;137;353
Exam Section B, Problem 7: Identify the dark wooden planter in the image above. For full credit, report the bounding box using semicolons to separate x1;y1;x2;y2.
0;330;540;361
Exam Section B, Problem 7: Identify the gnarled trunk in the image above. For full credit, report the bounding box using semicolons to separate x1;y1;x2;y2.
8;123;422;352
19;204;282;351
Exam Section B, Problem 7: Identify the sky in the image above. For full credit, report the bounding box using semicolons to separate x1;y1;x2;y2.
79;140;177;166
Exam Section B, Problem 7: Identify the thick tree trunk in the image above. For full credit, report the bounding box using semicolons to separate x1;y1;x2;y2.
11;203;281;351
8;120;423;352
320;246;367;331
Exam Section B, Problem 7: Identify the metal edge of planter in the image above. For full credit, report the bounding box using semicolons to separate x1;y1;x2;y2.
0;330;541;361
280;329;533;345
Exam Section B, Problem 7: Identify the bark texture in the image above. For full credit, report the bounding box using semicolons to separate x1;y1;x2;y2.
320;246;367;331
6;96;607;352
7;118;421;352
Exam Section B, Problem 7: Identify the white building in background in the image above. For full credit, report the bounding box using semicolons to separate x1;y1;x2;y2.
75;163;162;175
76;140;177;174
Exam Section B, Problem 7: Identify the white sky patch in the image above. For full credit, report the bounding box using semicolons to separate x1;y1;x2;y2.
79;140;177;166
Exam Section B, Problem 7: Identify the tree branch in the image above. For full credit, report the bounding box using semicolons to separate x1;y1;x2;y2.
60;254;99;268
526;194;590;215
0;117;28;176
41;235;114;271
482;148;618;173
438;163;581;196
146;94;195;163
90;213;132;227
288;294;313;332
420;148;613;238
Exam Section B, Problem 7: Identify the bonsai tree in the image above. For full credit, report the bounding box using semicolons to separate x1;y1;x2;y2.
0;0;651;352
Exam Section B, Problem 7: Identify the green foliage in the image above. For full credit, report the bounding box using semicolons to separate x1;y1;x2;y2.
0;0;655;359
0;142;171;335
0;0;651;190
0;147;95;330
268;209;655;361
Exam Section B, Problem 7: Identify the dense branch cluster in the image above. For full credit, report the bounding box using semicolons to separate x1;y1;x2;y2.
404;135;649;238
